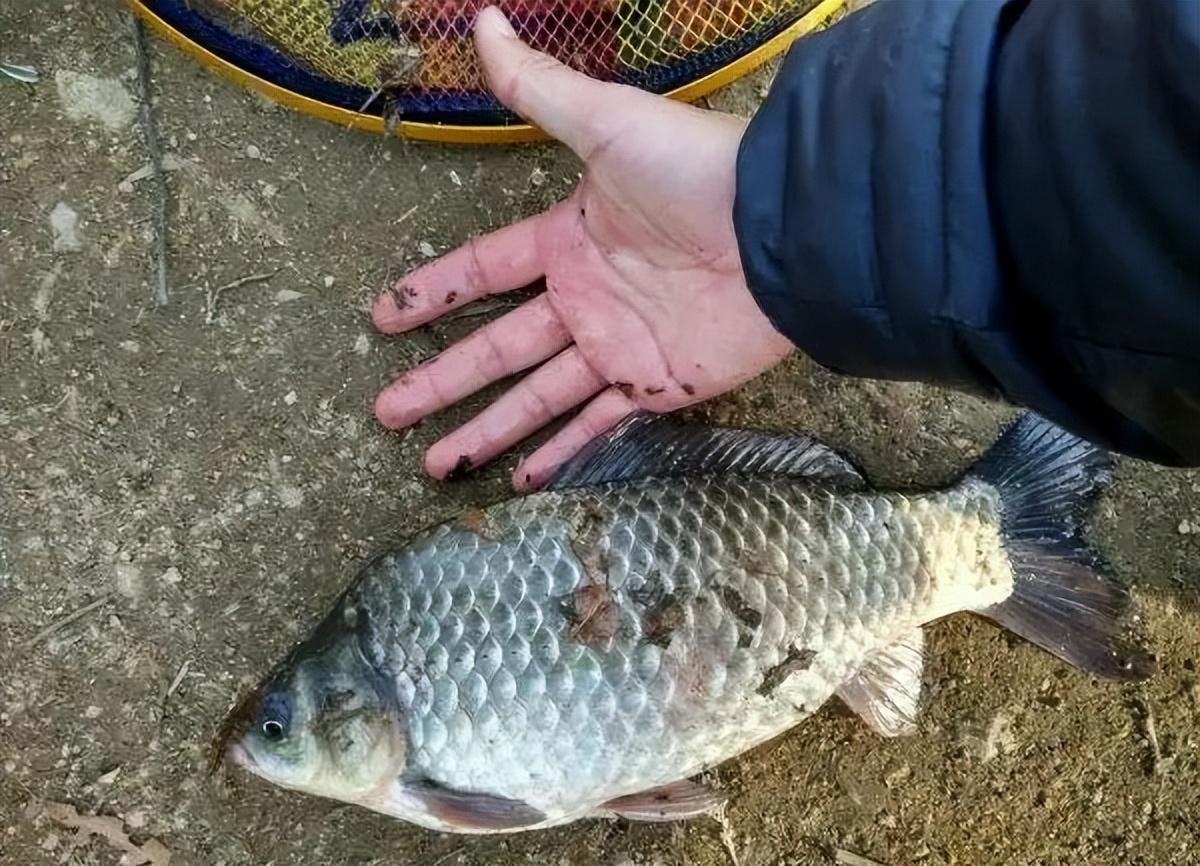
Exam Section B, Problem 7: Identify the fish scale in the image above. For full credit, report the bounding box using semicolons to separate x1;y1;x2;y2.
228;414;1154;834
344;474;1004;819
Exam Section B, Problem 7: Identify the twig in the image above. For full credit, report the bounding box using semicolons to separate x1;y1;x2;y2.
24;593;115;649
131;16;170;307
713;803;740;866
205;270;280;324
158;659;191;724
835;850;891;866
166;660;190;699
429;847;463;866
1140;700;1171;775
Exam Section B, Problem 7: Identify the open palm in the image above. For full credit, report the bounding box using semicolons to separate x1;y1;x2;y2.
373;8;793;488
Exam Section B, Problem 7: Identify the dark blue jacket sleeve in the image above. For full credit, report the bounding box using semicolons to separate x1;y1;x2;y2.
734;0;1200;465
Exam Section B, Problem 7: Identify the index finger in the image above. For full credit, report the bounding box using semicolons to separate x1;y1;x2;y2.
372;210;547;334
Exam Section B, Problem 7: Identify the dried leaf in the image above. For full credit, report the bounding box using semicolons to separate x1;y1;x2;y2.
45;801;172;866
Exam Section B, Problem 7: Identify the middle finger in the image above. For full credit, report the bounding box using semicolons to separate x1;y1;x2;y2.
375;293;571;429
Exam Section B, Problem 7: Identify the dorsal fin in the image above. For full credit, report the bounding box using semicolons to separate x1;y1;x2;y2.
545;412;865;490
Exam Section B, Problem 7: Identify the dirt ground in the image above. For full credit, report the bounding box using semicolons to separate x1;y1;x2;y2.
1;3;1197;865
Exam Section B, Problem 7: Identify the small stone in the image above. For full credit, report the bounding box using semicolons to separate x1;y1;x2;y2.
119;340;140;353
55;70;135;131
274;289;303;303
49;202;81;252
884;763;911;787
960;711;1016;762
353;334;370;356
418;241;436;258
96;766;121;785
529;167;547;187
449;170;462;186
125;810;147;829
244;143;261;160
276;484;304;509
1178;519;1194;535
113;563;142;599
84;705;103;719
323;275;335;288
117;179;134;194
283;390;298;406
160;567;182;585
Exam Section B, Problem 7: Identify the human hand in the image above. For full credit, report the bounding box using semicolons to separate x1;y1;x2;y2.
372;7;794;489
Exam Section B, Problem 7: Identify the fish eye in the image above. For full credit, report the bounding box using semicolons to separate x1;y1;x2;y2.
256;691;292;742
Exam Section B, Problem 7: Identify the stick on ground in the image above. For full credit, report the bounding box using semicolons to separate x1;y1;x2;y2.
835;850;890;866
205;270;280;323
23;593;115;650
132;16;170;307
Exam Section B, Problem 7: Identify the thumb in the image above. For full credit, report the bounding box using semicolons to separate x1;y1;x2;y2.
474;6;617;157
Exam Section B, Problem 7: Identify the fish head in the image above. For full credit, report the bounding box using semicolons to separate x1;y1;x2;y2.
227;638;406;803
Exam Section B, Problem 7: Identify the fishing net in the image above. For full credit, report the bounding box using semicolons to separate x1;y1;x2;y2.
136;0;829;130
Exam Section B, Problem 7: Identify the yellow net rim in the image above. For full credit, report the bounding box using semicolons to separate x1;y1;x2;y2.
126;0;846;144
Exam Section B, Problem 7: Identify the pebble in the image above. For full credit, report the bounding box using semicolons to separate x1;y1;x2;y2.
49;202;81;252
274;289;303;303
54;70;135;131
419;241;436;257
1178;519;1194;535
113;563;143;600
353;334;370;356
530;167;547;187
275;484;304;509
283;390;298;405
160;567;182;585
323;275;335;288
244;143;261;160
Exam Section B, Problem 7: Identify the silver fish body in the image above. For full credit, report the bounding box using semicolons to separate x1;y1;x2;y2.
227;414;1152;832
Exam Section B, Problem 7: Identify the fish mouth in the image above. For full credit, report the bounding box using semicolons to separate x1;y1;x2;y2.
226;741;258;774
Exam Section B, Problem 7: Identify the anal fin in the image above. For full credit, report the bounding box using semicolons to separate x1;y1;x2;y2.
600;778;727;822
836;629;924;737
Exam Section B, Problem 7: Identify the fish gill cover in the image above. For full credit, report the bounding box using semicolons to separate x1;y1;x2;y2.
136;0;828;128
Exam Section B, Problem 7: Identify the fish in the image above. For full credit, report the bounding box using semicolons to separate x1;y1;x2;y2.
222;412;1155;833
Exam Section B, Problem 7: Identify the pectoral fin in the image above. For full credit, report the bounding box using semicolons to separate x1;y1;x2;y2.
836;629;925;737
600;779;727;822
403;779;545;831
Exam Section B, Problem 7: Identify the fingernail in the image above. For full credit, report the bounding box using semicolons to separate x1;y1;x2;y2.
443;454;475;481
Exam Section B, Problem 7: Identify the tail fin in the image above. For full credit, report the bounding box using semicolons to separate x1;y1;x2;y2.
968;414;1155;681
